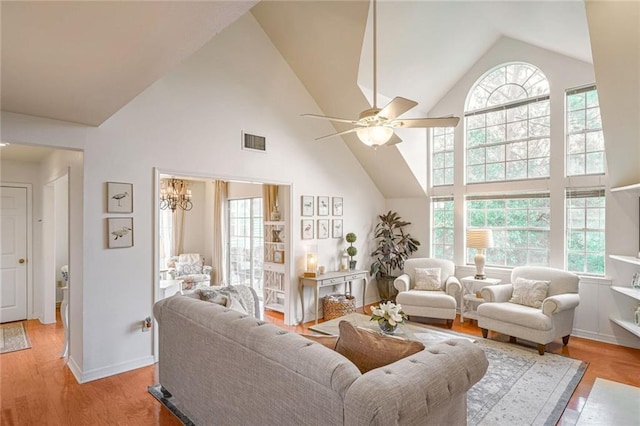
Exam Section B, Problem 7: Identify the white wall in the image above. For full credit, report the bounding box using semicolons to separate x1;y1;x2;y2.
181;180;207;262
228;181;262;199
54;175;69;302
1;12;385;382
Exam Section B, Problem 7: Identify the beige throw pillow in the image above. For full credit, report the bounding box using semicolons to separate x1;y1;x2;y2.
414;267;442;291
334;321;425;373
301;334;339;351
509;277;550;308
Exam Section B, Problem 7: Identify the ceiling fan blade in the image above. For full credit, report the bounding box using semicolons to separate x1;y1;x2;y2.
315;127;360;141
376;97;418;121
301;114;358;124
392;116;460;128
385;133;403;146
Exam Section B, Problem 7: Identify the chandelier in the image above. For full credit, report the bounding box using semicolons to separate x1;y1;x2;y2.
160;179;193;212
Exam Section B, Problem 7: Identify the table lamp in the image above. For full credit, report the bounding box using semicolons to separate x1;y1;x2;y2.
304;244;318;277
466;229;494;280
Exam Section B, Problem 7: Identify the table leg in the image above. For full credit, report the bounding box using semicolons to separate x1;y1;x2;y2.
314;285;319;325
362;277;368;315
299;280;305;325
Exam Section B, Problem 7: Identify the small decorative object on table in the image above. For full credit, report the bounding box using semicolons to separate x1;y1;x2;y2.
370;301;407;334
345;232;357;270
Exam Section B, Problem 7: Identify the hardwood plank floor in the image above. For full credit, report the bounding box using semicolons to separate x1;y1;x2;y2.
1;307;638;425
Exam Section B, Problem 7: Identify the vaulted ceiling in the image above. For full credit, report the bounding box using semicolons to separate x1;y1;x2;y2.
2;1;624;191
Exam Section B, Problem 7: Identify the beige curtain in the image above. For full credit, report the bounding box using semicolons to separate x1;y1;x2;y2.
262;184;279;220
212;180;228;284
171;183;187;256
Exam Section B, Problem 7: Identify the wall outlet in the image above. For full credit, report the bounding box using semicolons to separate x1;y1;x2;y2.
142;316;152;332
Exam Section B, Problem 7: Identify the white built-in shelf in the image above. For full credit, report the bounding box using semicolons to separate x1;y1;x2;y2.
611;286;640;301
264;303;284;313
609;254;640;266
264;287;284;294
610;317;640;338
610;183;640;192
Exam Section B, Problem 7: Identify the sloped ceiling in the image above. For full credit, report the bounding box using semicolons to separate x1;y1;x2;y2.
1;1;257;126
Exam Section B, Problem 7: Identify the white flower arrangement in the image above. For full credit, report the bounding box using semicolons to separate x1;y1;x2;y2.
370;301;408;326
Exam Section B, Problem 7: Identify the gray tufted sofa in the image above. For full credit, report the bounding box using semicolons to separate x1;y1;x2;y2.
153;295;489;425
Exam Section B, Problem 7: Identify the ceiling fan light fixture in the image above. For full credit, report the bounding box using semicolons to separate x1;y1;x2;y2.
356;125;394;147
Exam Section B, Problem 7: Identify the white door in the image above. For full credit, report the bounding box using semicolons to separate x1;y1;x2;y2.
1;186;28;323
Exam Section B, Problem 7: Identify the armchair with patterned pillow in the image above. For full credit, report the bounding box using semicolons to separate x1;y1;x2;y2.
167;253;212;292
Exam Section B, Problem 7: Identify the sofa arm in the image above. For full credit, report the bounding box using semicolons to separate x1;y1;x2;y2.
344;339;488;425
203;265;212;276
542;293;580;316
394;274;411;293
481;283;514;302
444;276;462;299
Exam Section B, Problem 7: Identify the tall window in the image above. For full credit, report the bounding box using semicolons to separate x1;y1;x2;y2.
431;128;454;186
566;188;605;275
431;197;454;261
466;194;550;267
466;63;551;183
566;86;605;176
228;198;264;291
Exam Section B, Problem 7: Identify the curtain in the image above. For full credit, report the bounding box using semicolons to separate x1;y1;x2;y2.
262;184;279;220
212;180;228;284
172;201;186;257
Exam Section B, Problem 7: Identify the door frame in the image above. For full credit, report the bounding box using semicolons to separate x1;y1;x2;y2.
0;183;34;320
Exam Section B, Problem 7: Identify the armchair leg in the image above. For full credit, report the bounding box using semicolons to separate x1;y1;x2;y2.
446;319;453;329
537;344;546;355
509;336;516;343
481;328;488;338
562;335;570;346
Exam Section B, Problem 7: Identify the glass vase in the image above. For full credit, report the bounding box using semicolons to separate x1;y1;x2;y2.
378;319;397;334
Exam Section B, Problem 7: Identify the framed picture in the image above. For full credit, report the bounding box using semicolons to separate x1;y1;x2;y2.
273;250;285;264
332;197;343;216
107;217;133;248
301;196;314;217
317;219;329;239
318;196;329;216
332;219;343;238
301;219;314;239
107;182;133;213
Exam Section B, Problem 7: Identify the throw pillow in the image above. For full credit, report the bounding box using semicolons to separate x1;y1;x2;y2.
175;261;203;275
200;289;248;315
301;334;339;351
509;277;550;308
334;321;425;373
414;267;442;291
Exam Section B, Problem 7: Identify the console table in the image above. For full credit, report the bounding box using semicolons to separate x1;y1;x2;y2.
299;270;369;324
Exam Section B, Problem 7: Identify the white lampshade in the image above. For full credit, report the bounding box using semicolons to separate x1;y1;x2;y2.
466;229;494;249
356;126;394;147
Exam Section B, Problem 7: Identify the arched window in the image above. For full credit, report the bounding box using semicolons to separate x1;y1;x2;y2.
465;63;550;183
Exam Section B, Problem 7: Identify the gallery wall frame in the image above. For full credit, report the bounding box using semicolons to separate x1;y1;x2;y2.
318;196;329;216
301;196;314;217
317;219;329;239
107;217;134;248
302;219;314;239
107;182;133;213
332;197;343;216
332;219;343;238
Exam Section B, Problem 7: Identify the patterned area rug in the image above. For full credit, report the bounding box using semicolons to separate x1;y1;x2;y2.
0;321;31;354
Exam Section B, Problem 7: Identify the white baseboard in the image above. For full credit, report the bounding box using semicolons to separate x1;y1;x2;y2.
70;355;156;383
572;329;640;350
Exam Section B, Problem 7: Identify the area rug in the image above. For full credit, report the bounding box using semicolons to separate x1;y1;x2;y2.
0;321;31;354
310;313;587;426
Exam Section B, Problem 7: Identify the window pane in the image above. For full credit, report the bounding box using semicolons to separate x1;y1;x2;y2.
566;87;606;176
566;190;605;275
431;199;454;261
431;127;454;186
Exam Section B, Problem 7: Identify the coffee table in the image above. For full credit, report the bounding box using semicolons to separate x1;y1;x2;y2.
309;313;475;346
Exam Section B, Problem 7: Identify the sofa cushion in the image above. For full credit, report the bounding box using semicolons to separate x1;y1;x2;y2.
396;290;456;309
509;277;550;308
477;302;553;331
414;267;442;290
334;321;425;373
302;334;339;351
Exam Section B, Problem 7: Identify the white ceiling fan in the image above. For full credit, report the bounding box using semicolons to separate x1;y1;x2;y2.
302;0;460;148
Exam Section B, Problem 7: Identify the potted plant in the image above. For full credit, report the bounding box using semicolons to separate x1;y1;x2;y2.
345;233;357;270
369;211;420;301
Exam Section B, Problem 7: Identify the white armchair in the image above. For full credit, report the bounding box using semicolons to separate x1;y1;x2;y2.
167;253;212;292
393;258;461;328
477;266;580;355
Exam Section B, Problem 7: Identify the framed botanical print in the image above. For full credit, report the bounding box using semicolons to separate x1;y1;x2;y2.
107;182;133;213
332;197;343;216
107;217;134;248
332;219;343;238
317;219;329;239
302;219;314;239
317;196;329;216
301;196;314;217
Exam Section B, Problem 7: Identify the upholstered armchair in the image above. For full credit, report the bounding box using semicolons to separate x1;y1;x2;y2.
393;258;461;328
477;266;580;355
167;253;212;292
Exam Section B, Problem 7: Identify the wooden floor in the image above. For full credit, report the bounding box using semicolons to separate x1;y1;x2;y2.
1;307;638;425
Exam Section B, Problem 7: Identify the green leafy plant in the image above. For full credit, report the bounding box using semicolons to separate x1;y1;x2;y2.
370;211;420;279
345;232;358;269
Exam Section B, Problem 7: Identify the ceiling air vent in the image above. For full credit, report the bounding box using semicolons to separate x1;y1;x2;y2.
242;131;266;152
